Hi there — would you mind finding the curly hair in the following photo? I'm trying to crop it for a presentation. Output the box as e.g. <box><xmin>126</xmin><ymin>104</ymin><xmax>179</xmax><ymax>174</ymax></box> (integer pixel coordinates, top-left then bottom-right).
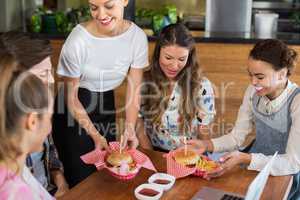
<box><xmin>249</xmin><ymin>39</ymin><xmax>298</xmax><ymax>76</ymax></box>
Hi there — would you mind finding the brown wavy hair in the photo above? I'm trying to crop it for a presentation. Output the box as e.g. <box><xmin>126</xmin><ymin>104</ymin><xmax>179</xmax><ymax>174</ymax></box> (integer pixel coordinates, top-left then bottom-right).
<box><xmin>0</xmin><ymin>31</ymin><xmax>52</xmax><ymax>70</ymax></box>
<box><xmin>141</xmin><ymin>23</ymin><xmax>203</xmax><ymax>133</ymax></box>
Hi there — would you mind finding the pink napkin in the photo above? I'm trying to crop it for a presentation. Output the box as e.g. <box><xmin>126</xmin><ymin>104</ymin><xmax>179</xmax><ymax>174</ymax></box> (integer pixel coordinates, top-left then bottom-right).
<box><xmin>164</xmin><ymin>147</ymin><xmax>212</xmax><ymax>179</ymax></box>
<box><xmin>163</xmin><ymin>149</ymin><xmax>196</xmax><ymax>179</ymax></box>
<box><xmin>80</xmin><ymin>142</ymin><xmax>157</xmax><ymax>172</ymax></box>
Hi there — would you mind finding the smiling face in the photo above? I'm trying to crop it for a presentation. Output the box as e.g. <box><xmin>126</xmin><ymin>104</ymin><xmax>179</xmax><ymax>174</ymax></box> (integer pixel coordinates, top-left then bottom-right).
<box><xmin>159</xmin><ymin>45</ymin><xmax>190</xmax><ymax>81</ymax></box>
<box><xmin>247</xmin><ymin>57</ymin><xmax>288</xmax><ymax>99</ymax></box>
<box><xmin>88</xmin><ymin>0</ymin><xmax>128</xmax><ymax>36</ymax></box>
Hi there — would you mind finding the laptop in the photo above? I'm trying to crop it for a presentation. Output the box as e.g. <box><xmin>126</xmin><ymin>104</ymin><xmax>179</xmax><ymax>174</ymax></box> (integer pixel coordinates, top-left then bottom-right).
<box><xmin>191</xmin><ymin>152</ymin><xmax>278</xmax><ymax>200</ymax></box>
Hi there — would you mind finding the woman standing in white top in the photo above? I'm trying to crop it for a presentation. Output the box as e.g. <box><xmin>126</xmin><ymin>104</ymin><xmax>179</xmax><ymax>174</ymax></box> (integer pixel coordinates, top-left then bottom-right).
<box><xmin>52</xmin><ymin>0</ymin><xmax>148</xmax><ymax>187</ymax></box>
<box><xmin>186</xmin><ymin>39</ymin><xmax>300</xmax><ymax>199</ymax></box>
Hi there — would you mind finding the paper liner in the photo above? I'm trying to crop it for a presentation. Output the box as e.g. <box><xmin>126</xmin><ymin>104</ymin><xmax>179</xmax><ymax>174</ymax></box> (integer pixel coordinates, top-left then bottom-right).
<box><xmin>164</xmin><ymin>149</ymin><xmax>219</xmax><ymax>179</ymax></box>
<box><xmin>107</xmin><ymin>168</ymin><xmax>138</xmax><ymax>180</ymax></box>
<box><xmin>81</xmin><ymin>142</ymin><xmax>157</xmax><ymax>180</ymax></box>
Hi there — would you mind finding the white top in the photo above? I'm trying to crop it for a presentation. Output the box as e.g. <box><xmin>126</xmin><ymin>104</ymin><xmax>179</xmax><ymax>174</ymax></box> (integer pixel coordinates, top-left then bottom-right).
<box><xmin>21</xmin><ymin>166</ymin><xmax>54</xmax><ymax>200</ymax></box>
<box><xmin>212</xmin><ymin>80</ymin><xmax>300</xmax><ymax>176</ymax></box>
<box><xmin>57</xmin><ymin>22</ymin><xmax>149</xmax><ymax>92</ymax></box>
<box><xmin>140</xmin><ymin>77</ymin><xmax>216</xmax><ymax>151</ymax></box>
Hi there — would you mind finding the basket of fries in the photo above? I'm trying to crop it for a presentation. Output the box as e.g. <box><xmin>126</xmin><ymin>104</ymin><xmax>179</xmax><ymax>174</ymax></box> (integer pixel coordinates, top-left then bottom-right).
<box><xmin>164</xmin><ymin>148</ymin><xmax>220</xmax><ymax>179</ymax></box>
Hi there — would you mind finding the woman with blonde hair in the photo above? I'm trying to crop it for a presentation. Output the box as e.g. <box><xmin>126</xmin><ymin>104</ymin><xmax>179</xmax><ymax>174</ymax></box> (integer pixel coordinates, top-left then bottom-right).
<box><xmin>0</xmin><ymin>55</ymin><xmax>54</xmax><ymax>199</ymax></box>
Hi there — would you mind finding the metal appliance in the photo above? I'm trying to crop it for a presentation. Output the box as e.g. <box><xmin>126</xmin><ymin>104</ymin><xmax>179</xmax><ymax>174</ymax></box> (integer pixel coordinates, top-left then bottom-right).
<box><xmin>205</xmin><ymin>0</ymin><xmax>253</xmax><ymax>37</ymax></box>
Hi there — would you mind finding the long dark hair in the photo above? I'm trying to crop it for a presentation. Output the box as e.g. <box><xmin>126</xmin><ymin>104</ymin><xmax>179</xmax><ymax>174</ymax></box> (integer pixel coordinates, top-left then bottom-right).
<box><xmin>142</xmin><ymin>23</ymin><xmax>203</xmax><ymax>133</ymax></box>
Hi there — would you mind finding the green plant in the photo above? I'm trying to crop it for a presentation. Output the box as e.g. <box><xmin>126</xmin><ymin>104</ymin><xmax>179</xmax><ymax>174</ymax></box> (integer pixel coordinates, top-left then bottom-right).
<box><xmin>163</xmin><ymin>4</ymin><xmax>177</xmax><ymax>24</ymax></box>
<box><xmin>152</xmin><ymin>14</ymin><xmax>165</xmax><ymax>34</ymax></box>
<box><xmin>55</xmin><ymin>11</ymin><xmax>70</xmax><ymax>33</ymax></box>
<box><xmin>292</xmin><ymin>11</ymin><xmax>300</xmax><ymax>26</ymax></box>
<box><xmin>30</xmin><ymin>5</ymin><xmax>92</xmax><ymax>34</ymax></box>
<box><xmin>79</xmin><ymin>5</ymin><xmax>92</xmax><ymax>22</ymax></box>
<box><xmin>135</xmin><ymin>8</ymin><xmax>156</xmax><ymax>19</ymax></box>
<box><xmin>30</xmin><ymin>6</ymin><xmax>47</xmax><ymax>33</ymax></box>
<box><xmin>135</xmin><ymin>4</ymin><xmax>177</xmax><ymax>33</ymax></box>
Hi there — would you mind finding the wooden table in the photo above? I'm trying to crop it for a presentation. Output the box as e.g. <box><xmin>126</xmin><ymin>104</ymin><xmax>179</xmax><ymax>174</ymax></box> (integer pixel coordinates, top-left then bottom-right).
<box><xmin>59</xmin><ymin>149</ymin><xmax>292</xmax><ymax>200</ymax></box>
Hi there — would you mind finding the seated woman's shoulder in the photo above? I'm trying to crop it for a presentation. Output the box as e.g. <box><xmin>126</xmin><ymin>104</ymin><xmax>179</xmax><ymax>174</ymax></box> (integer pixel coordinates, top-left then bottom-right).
<box><xmin>0</xmin><ymin>178</ymin><xmax>34</xmax><ymax>199</ymax></box>
<box><xmin>201</xmin><ymin>77</ymin><xmax>212</xmax><ymax>85</ymax></box>
<box><xmin>200</xmin><ymin>77</ymin><xmax>214</xmax><ymax>91</ymax></box>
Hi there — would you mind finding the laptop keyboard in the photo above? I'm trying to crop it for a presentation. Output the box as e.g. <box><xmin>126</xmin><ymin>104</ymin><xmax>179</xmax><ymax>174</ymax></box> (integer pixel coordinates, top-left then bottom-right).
<box><xmin>220</xmin><ymin>194</ymin><xmax>244</xmax><ymax>200</ymax></box>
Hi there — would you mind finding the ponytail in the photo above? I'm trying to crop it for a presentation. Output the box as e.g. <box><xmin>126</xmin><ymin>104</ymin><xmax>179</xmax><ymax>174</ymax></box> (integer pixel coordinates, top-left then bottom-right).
<box><xmin>0</xmin><ymin>54</ymin><xmax>20</xmax><ymax>160</ymax></box>
<box><xmin>0</xmin><ymin>54</ymin><xmax>50</xmax><ymax>161</ymax></box>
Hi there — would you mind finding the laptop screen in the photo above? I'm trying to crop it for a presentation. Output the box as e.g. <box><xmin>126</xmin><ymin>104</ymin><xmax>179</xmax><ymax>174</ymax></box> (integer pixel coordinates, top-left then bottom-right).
<box><xmin>244</xmin><ymin>152</ymin><xmax>278</xmax><ymax>200</ymax></box>
<box><xmin>190</xmin><ymin>152</ymin><xmax>278</xmax><ymax>200</ymax></box>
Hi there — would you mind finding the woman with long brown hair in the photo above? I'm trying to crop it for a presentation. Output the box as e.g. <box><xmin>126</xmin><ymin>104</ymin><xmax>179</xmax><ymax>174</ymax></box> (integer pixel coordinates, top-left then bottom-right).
<box><xmin>137</xmin><ymin>23</ymin><xmax>216</xmax><ymax>151</ymax></box>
